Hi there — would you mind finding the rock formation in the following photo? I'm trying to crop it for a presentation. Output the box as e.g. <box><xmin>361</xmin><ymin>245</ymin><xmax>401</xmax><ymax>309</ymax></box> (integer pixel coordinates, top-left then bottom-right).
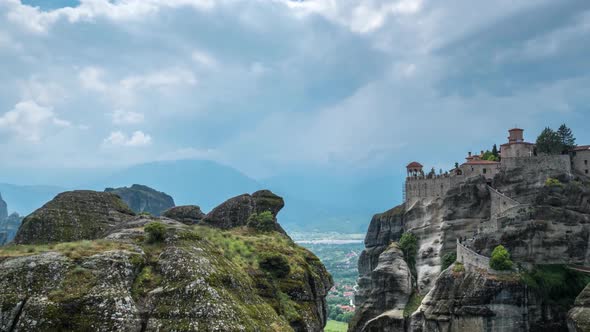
<box><xmin>202</xmin><ymin>190</ymin><xmax>287</xmax><ymax>234</ymax></box>
<box><xmin>162</xmin><ymin>205</ymin><xmax>205</xmax><ymax>224</ymax></box>
<box><xmin>569</xmin><ymin>283</ymin><xmax>590</xmax><ymax>331</ymax></box>
<box><xmin>105</xmin><ymin>184</ymin><xmax>175</xmax><ymax>216</ymax></box>
<box><xmin>0</xmin><ymin>193</ymin><xmax>7</xmax><ymax>222</ymax></box>
<box><xmin>0</xmin><ymin>189</ymin><xmax>332</xmax><ymax>331</ymax></box>
<box><xmin>350</xmin><ymin>160</ymin><xmax>590</xmax><ymax>331</ymax></box>
<box><xmin>14</xmin><ymin>190</ymin><xmax>135</xmax><ymax>244</ymax></box>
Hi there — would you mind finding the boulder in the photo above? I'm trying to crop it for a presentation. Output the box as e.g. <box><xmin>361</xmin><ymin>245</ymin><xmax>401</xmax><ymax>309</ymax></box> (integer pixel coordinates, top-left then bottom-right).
<box><xmin>162</xmin><ymin>205</ymin><xmax>205</xmax><ymax>225</ymax></box>
<box><xmin>14</xmin><ymin>191</ymin><xmax>135</xmax><ymax>244</ymax></box>
<box><xmin>105</xmin><ymin>184</ymin><xmax>175</xmax><ymax>216</ymax></box>
<box><xmin>202</xmin><ymin>190</ymin><xmax>286</xmax><ymax>233</ymax></box>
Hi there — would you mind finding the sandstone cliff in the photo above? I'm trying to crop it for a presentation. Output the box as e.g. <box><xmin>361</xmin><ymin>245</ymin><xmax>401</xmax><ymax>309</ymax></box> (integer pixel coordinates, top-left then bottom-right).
<box><xmin>0</xmin><ymin>189</ymin><xmax>332</xmax><ymax>331</ymax></box>
<box><xmin>350</xmin><ymin>161</ymin><xmax>590</xmax><ymax>332</ymax></box>
<box><xmin>105</xmin><ymin>184</ymin><xmax>175</xmax><ymax>216</ymax></box>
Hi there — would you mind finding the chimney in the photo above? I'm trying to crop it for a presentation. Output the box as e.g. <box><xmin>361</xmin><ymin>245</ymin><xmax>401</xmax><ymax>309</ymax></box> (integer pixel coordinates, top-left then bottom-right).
<box><xmin>468</xmin><ymin>152</ymin><xmax>472</xmax><ymax>157</ymax></box>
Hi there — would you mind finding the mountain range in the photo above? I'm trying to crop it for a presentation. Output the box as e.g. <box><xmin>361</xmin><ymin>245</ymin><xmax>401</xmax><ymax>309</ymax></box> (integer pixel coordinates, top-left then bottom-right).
<box><xmin>0</xmin><ymin>159</ymin><xmax>403</xmax><ymax>233</ymax></box>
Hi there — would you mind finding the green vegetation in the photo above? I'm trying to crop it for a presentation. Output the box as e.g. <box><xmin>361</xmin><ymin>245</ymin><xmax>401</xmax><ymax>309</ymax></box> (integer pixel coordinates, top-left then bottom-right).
<box><xmin>452</xmin><ymin>262</ymin><xmax>465</xmax><ymax>273</ymax></box>
<box><xmin>132</xmin><ymin>266</ymin><xmax>162</xmax><ymax>298</ymax></box>
<box><xmin>259</xmin><ymin>254</ymin><xmax>291</xmax><ymax>278</ymax></box>
<box><xmin>545</xmin><ymin>177</ymin><xmax>563</xmax><ymax>187</ymax></box>
<box><xmin>521</xmin><ymin>265</ymin><xmax>590</xmax><ymax>306</ymax></box>
<box><xmin>399</xmin><ymin>233</ymin><xmax>418</xmax><ymax>276</ymax></box>
<box><xmin>441</xmin><ymin>252</ymin><xmax>457</xmax><ymax>270</ymax></box>
<box><xmin>144</xmin><ymin>222</ymin><xmax>167</xmax><ymax>243</ymax></box>
<box><xmin>482</xmin><ymin>149</ymin><xmax>500</xmax><ymax>162</ymax></box>
<box><xmin>490</xmin><ymin>245</ymin><xmax>513</xmax><ymax>270</ymax></box>
<box><xmin>247</xmin><ymin>211</ymin><xmax>276</xmax><ymax>232</ymax></box>
<box><xmin>536</xmin><ymin>124</ymin><xmax>576</xmax><ymax>154</ymax></box>
<box><xmin>325</xmin><ymin>320</ymin><xmax>348</xmax><ymax>332</ymax></box>
<box><xmin>0</xmin><ymin>240</ymin><xmax>133</xmax><ymax>259</ymax></box>
<box><xmin>404</xmin><ymin>292</ymin><xmax>425</xmax><ymax>317</ymax></box>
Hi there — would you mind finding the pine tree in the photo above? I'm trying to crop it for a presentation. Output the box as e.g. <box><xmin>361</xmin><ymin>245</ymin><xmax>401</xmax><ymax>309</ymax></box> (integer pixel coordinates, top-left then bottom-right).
<box><xmin>557</xmin><ymin>124</ymin><xmax>576</xmax><ymax>152</ymax></box>
<box><xmin>492</xmin><ymin>144</ymin><xmax>499</xmax><ymax>158</ymax></box>
<box><xmin>536</xmin><ymin>127</ymin><xmax>562</xmax><ymax>154</ymax></box>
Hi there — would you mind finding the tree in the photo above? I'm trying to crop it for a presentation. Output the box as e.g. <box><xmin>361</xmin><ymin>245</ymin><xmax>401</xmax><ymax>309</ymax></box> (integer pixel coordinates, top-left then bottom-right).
<box><xmin>490</xmin><ymin>245</ymin><xmax>513</xmax><ymax>270</ymax></box>
<box><xmin>398</xmin><ymin>233</ymin><xmax>418</xmax><ymax>276</ymax></box>
<box><xmin>454</xmin><ymin>162</ymin><xmax>459</xmax><ymax>169</ymax></box>
<box><xmin>557</xmin><ymin>124</ymin><xmax>576</xmax><ymax>152</ymax></box>
<box><xmin>536</xmin><ymin>127</ymin><xmax>562</xmax><ymax>155</ymax></box>
<box><xmin>482</xmin><ymin>150</ymin><xmax>499</xmax><ymax>161</ymax></box>
<box><xmin>441</xmin><ymin>252</ymin><xmax>457</xmax><ymax>270</ymax></box>
<box><xmin>492</xmin><ymin>144</ymin><xmax>499</xmax><ymax>159</ymax></box>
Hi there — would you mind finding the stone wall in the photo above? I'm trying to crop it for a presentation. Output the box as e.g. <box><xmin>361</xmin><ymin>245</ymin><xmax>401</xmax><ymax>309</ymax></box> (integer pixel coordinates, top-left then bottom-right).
<box><xmin>456</xmin><ymin>240</ymin><xmax>490</xmax><ymax>270</ymax></box>
<box><xmin>572</xmin><ymin>150</ymin><xmax>590</xmax><ymax>176</ymax></box>
<box><xmin>489</xmin><ymin>186</ymin><xmax>520</xmax><ymax>217</ymax></box>
<box><xmin>501</xmin><ymin>155</ymin><xmax>571</xmax><ymax>174</ymax></box>
<box><xmin>405</xmin><ymin>176</ymin><xmax>465</xmax><ymax>203</ymax></box>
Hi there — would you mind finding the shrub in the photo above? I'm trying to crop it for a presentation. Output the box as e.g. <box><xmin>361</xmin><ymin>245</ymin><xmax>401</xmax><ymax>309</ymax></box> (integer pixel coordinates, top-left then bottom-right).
<box><xmin>441</xmin><ymin>252</ymin><xmax>457</xmax><ymax>270</ymax></box>
<box><xmin>521</xmin><ymin>265</ymin><xmax>590</xmax><ymax>305</ymax></box>
<box><xmin>259</xmin><ymin>254</ymin><xmax>290</xmax><ymax>278</ymax></box>
<box><xmin>490</xmin><ymin>245</ymin><xmax>513</xmax><ymax>270</ymax></box>
<box><xmin>545</xmin><ymin>177</ymin><xmax>563</xmax><ymax>187</ymax></box>
<box><xmin>453</xmin><ymin>262</ymin><xmax>465</xmax><ymax>272</ymax></box>
<box><xmin>144</xmin><ymin>222</ymin><xmax>166</xmax><ymax>243</ymax></box>
<box><xmin>247</xmin><ymin>211</ymin><xmax>276</xmax><ymax>232</ymax></box>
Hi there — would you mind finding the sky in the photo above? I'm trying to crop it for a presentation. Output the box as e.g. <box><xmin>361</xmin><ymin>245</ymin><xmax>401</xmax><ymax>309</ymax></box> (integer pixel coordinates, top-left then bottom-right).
<box><xmin>1</xmin><ymin>0</ymin><xmax>590</xmax><ymax>184</ymax></box>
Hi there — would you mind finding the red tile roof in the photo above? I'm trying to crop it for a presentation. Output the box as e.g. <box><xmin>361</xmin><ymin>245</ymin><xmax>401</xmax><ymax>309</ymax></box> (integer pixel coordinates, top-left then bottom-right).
<box><xmin>572</xmin><ymin>145</ymin><xmax>590</xmax><ymax>151</ymax></box>
<box><xmin>406</xmin><ymin>161</ymin><xmax>423</xmax><ymax>168</ymax></box>
<box><xmin>462</xmin><ymin>160</ymin><xmax>500</xmax><ymax>166</ymax></box>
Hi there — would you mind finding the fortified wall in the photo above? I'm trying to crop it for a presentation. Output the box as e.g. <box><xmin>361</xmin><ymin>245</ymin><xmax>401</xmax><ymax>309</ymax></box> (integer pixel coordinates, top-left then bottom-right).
<box><xmin>489</xmin><ymin>186</ymin><xmax>520</xmax><ymax>217</ymax></box>
<box><xmin>405</xmin><ymin>175</ymin><xmax>465</xmax><ymax>204</ymax></box>
<box><xmin>456</xmin><ymin>240</ymin><xmax>490</xmax><ymax>270</ymax></box>
<box><xmin>500</xmin><ymin>155</ymin><xmax>572</xmax><ymax>174</ymax></box>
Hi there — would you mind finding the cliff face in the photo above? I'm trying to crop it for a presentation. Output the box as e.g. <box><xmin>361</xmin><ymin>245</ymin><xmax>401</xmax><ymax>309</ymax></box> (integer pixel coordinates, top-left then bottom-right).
<box><xmin>0</xmin><ymin>190</ymin><xmax>332</xmax><ymax>331</ymax></box>
<box><xmin>105</xmin><ymin>184</ymin><xmax>175</xmax><ymax>216</ymax></box>
<box><xmin>350</xmin><ymin>161</ymin><xmax>590</xmax><ymax>332</ymax></box>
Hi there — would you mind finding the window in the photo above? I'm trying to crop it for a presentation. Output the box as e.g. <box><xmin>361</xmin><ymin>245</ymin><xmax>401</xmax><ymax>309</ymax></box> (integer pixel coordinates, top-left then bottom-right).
<box><xmin>586</xmin><ymin>170</ymin><xmax>589</xmax><ymax>174</ymax></box>
<box><xmin>585</xmin><ymin>160</ymin><xmax>588</xmax><ymax>165</ymax></box>
<box><xmin>483</xmin><ymin>168</ymin><xmax>487</xmax><ymax>174</ymax></box>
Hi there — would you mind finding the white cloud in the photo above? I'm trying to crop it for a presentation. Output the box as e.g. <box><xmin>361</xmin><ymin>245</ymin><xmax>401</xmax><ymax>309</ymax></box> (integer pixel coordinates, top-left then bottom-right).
<box><xmin>120</xmin><ymin>68</ymin><xmax>197</xmax><ymax>90</ymax></box>
<box><xmin>191</xmin><ymin>49</ymin><xmax>217</xmax><ymax>68</ymax></box>
<box><xmin>103</xmin><ymin>130</ymin><xmax>152</xmax><ymax>147</ymax></box>
<box><xmin>111</xmin><ymin>110</ymin><xmax>144</xmax><ymax>125</ymax></box>
<box><xmin>0</xmin><ymin>100</ymin><xmax>70</xmax><ymax>142</ymax></box>
<box><xmin>79</xmin><ymin>67</ymin><xmax>107</xmax><ymax>92</ymax></box>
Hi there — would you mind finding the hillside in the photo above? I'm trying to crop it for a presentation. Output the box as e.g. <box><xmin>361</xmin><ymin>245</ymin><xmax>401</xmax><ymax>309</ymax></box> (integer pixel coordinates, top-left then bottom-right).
<box><xmin>1</xmin><ymin>189</ymin><xmax>332</xmax><ymax>331</ymax></box>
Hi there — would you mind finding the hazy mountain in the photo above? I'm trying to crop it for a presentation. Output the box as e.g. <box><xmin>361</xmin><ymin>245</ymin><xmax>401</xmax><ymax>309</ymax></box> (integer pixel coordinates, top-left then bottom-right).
<box><xmin>0</xmin><ymin>183</ymin><xmax>64</xmax><ymax>216</ymax></box>
<box><xmin>0</xmin><ymin>160</ymin><xmax>404</xmax><ymax>233</ymax></box>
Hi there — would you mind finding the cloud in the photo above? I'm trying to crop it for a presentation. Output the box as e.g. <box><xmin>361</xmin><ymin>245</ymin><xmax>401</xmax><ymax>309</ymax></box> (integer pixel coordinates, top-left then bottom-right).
<box><xmin>111</xmin><ymin>110</ymin><xmax>144</xmax><ymax>125</ymax></box>
<box><xmin>1</xmin><ymin>0</ymin><xmax>590</xmax><ymax>178</ymax></box>
<box><xmin>103</xmin><ymin>130</ymin><xmax>152</xmax><ymax>147</ymax></box>
<box><xmin>0</xmin><ymin>100</ymin><xmax>70</xmax><ymax>142</ymax></box>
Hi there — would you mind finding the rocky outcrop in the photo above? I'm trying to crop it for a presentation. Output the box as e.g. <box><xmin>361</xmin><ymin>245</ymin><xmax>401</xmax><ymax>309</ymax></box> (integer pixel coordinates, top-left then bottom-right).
<box><xmin>14</xmin><ymin>191</ymin><xmax>135</xmax><ymax>244</ymax></box>
<box><xmin>162</xmin><ymin>205</ymin><xmax>205</xmax><ymax>224</ymax></box>
<box><xmin>0</xmin><ymin>193</ymin><xmax>7</xmax><ymax>221</ymax></box>
<box><xmin>105</xmin><ymin>184</ymin><xmax>175</xmax><ymax>216</ymax></box>
<box><xmin>411</xmin><ymin>264</ymin><xmax>568</xmax><ymax>332</ymax></box>
<box><xmin>350</xmin><ymin>244</ymin><xmax>412</xmax><ymax>332</ymax></box>
<box><xmin>0</xmin><ymin>189</ymin><xmax>332</xmax><ymax>331</ymax></box>
<box><xmin>568</xmin><ymin>283</ymin><xmax>590</xmax><ymax>332</ymax></box>
<box><xmin>202</xmin><ymin>190</ymin><xmax>287</xmax><ymax>233</ymax></box>
<box><xmin>351</xmin><ymin>162</ymin><xmax>590</xmax><ymax>332</ymax></box>
<box><xmin>0</xmin><ymin>213</ymin><xmax>23</xmax><ymax>245</ymax></box>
